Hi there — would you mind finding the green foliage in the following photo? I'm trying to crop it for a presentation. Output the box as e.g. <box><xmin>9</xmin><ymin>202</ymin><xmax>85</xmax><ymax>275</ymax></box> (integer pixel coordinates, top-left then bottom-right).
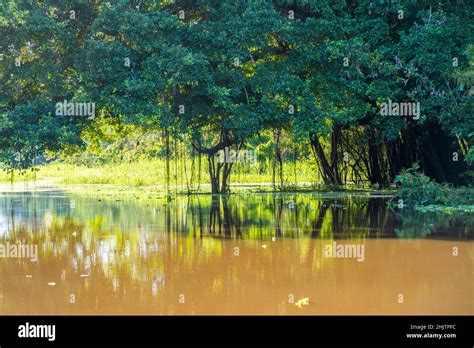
<box><xmin>392</xmin><ymin>163</ymin><xmax>473</xmax><ymax>210</ymax></box>
<box><xmin>0</xmin><ymin>0</ymin><xmax>472</xmax><ymax>189</ymax></box>
<box><xmin>393</xmin><ymin>163</ymin><xmax>449</xmax><ymax>207</ymax></box>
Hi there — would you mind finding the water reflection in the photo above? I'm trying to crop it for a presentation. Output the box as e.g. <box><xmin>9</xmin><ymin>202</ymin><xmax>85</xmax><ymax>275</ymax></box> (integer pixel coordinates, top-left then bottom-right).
<box><xmin>0</xmin><ymin>190</ymin><xmax>472</xmax><ymax>314</ymax></box>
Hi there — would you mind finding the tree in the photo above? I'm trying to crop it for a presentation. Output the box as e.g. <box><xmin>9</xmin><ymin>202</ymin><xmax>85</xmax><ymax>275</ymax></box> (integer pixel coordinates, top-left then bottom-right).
<box><xmin>1</xmin><ymin>0</ymin><xmax>471</xmax><ymax>190</ymax></box>
<box><xmin>275</xmin><ymin>0</ymin><xmax>473</xmax><ymax>186</ymax></box>
<box><xmin>0</xmin><ymin>0</ymin><xmax>100</xmax><ymax>169</ymax></box>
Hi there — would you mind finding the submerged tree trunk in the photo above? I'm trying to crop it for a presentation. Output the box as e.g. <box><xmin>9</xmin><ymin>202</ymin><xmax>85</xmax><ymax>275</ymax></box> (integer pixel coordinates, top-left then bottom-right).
<box><xmin>418</xmin><ymin>122</ymin><xmax>467</xmax><ymax>185</ymax></box>
<box><xmin>193</xmin><ymin>131</ymin><xmax>237</xmax><ymax>194</ymax></box>
<box><xmin>385</xmin><ymin>122</ymin><xmax>467</xmax><ymax>185</ymax></box>
<box><xmin>207</xmin><ymin>154</ymin><xmax>219</xmax><ymax>194</ymax></box>
<box><xmin>174</xmin><ymin>137</ymin><xmax>178</xmax><ymax>192</ymax></box>
<box><xmin>221</xmin><ymin>161</ymin><xmax>232</xmax><ymax>193</ymax></box>
<box><xmin>164</xmin><ymin>128</ymin><xmax>171</xmax><ymax>199</ymax></box>
<box><xmin>367</xmin><ymin>128</ymin><xmax>386</xmax><ymax>188</ymax></box>
<box><xmin>309</xmin><ymin>130</ymin><xmax>342</xmax><ymax>185</ymax></box>
<box><xmin>274</xmin><ymin>129</ymin><xmax>284</xmax><ymax>189</ymax></box>
<box><xmin>206</xmin><ymin>150</ymin><xmax>236</xmax><ymax>194</ymax></box>
<box><xmin>331</xmin><ymin>126</ymin><xmax>343</xmax><ymax>184</ymax></box>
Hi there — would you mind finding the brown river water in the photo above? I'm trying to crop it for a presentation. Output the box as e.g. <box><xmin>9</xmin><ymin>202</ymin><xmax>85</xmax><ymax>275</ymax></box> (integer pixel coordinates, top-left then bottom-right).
<box><xmin>0</xmin><ymin>190</ymin><xmax>472</xmax><ymax>315</ymax></box>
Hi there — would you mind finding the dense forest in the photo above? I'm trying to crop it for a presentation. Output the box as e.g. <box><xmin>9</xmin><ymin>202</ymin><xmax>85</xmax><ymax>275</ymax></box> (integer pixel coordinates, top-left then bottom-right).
<box><xmin>1</xmin><ymin>0</ymin><xmax>472</xmax><ymax>194</ymax></box>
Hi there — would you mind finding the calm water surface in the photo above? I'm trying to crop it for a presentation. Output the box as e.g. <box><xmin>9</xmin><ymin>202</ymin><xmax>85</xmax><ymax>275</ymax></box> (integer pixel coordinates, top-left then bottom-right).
<box><xmin>0</xmin><ymin>189</ymin><xmax>472</xmax><ymax>315</ymax></box>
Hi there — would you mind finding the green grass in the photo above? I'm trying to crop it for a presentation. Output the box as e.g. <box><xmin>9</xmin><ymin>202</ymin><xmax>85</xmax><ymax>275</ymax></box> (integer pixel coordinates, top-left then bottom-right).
<box><xmin>1</xmin><ymin>158</ymin><xmax>320</xmax><ymax>188</ymax></box>
<box><xmin>0</xmin><ymin>168</ymin><xmax>38</xmax><ymax>182</ymax></box>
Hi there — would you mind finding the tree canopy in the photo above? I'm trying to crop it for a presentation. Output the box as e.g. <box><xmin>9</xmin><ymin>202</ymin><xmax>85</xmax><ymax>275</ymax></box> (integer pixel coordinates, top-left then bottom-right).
<box><xmin>1</xmin><ymin>0</ymin><xmax>472</xmax><ymax>192</ymax></box>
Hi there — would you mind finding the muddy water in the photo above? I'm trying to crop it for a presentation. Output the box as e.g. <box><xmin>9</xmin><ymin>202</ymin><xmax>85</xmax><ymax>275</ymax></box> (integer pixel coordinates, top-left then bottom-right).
<box><xmin>0</xmin><ymin>190</ymin><xmax>472</xmax><ymax>315</ymax></box>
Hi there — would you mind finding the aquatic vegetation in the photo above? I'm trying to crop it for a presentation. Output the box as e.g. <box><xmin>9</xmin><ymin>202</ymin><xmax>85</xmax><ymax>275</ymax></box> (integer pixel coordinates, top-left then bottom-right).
<box><xmin>391</xmin><ymin>164</ymin><xmax>473</xmax><ymax>213</ymax></box>
<box><xmin>295</xmin><ymin>298</ymin><xmax>310</xmax><ymax>308</ymax></box>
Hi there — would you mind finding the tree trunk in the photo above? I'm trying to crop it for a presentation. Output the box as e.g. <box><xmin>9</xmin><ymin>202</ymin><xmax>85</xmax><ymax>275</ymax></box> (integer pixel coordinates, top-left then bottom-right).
<box><xmin>309</xmin><ymin>132</ymin><xmax>342</xmax><ymax>184</ymax></box>
<box><xmin>367</xmin><ymin>128</ymin><xmax>385</xmax><ymax>187</ymax></box>
<box><xmin>207</xmin><ymin>152</ymin><xmax>233</xmax><ymax>194</ymax></box>
<box><xmin>330</xmin><ymin>126</ymin><xmax>342</xmax><ymax>184</ymax></box>
<box><xmin>207</xmin><ymin>154</ymin><xmax>221</xmax><ymax>194</ymax></box>
<box><xmin>192</xmin><ymin>131</ymin><xmax>239</xmax><ymax>194</ymax></box>
<box><xmin>274</xmin><ymin>129</ymin><xmax>284</xmax><ymax>189</ymax></box>
<box><xmin>164</xmin><ymin>128</ymin><xmax>171</xmax><ymax>199</ymax></box>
